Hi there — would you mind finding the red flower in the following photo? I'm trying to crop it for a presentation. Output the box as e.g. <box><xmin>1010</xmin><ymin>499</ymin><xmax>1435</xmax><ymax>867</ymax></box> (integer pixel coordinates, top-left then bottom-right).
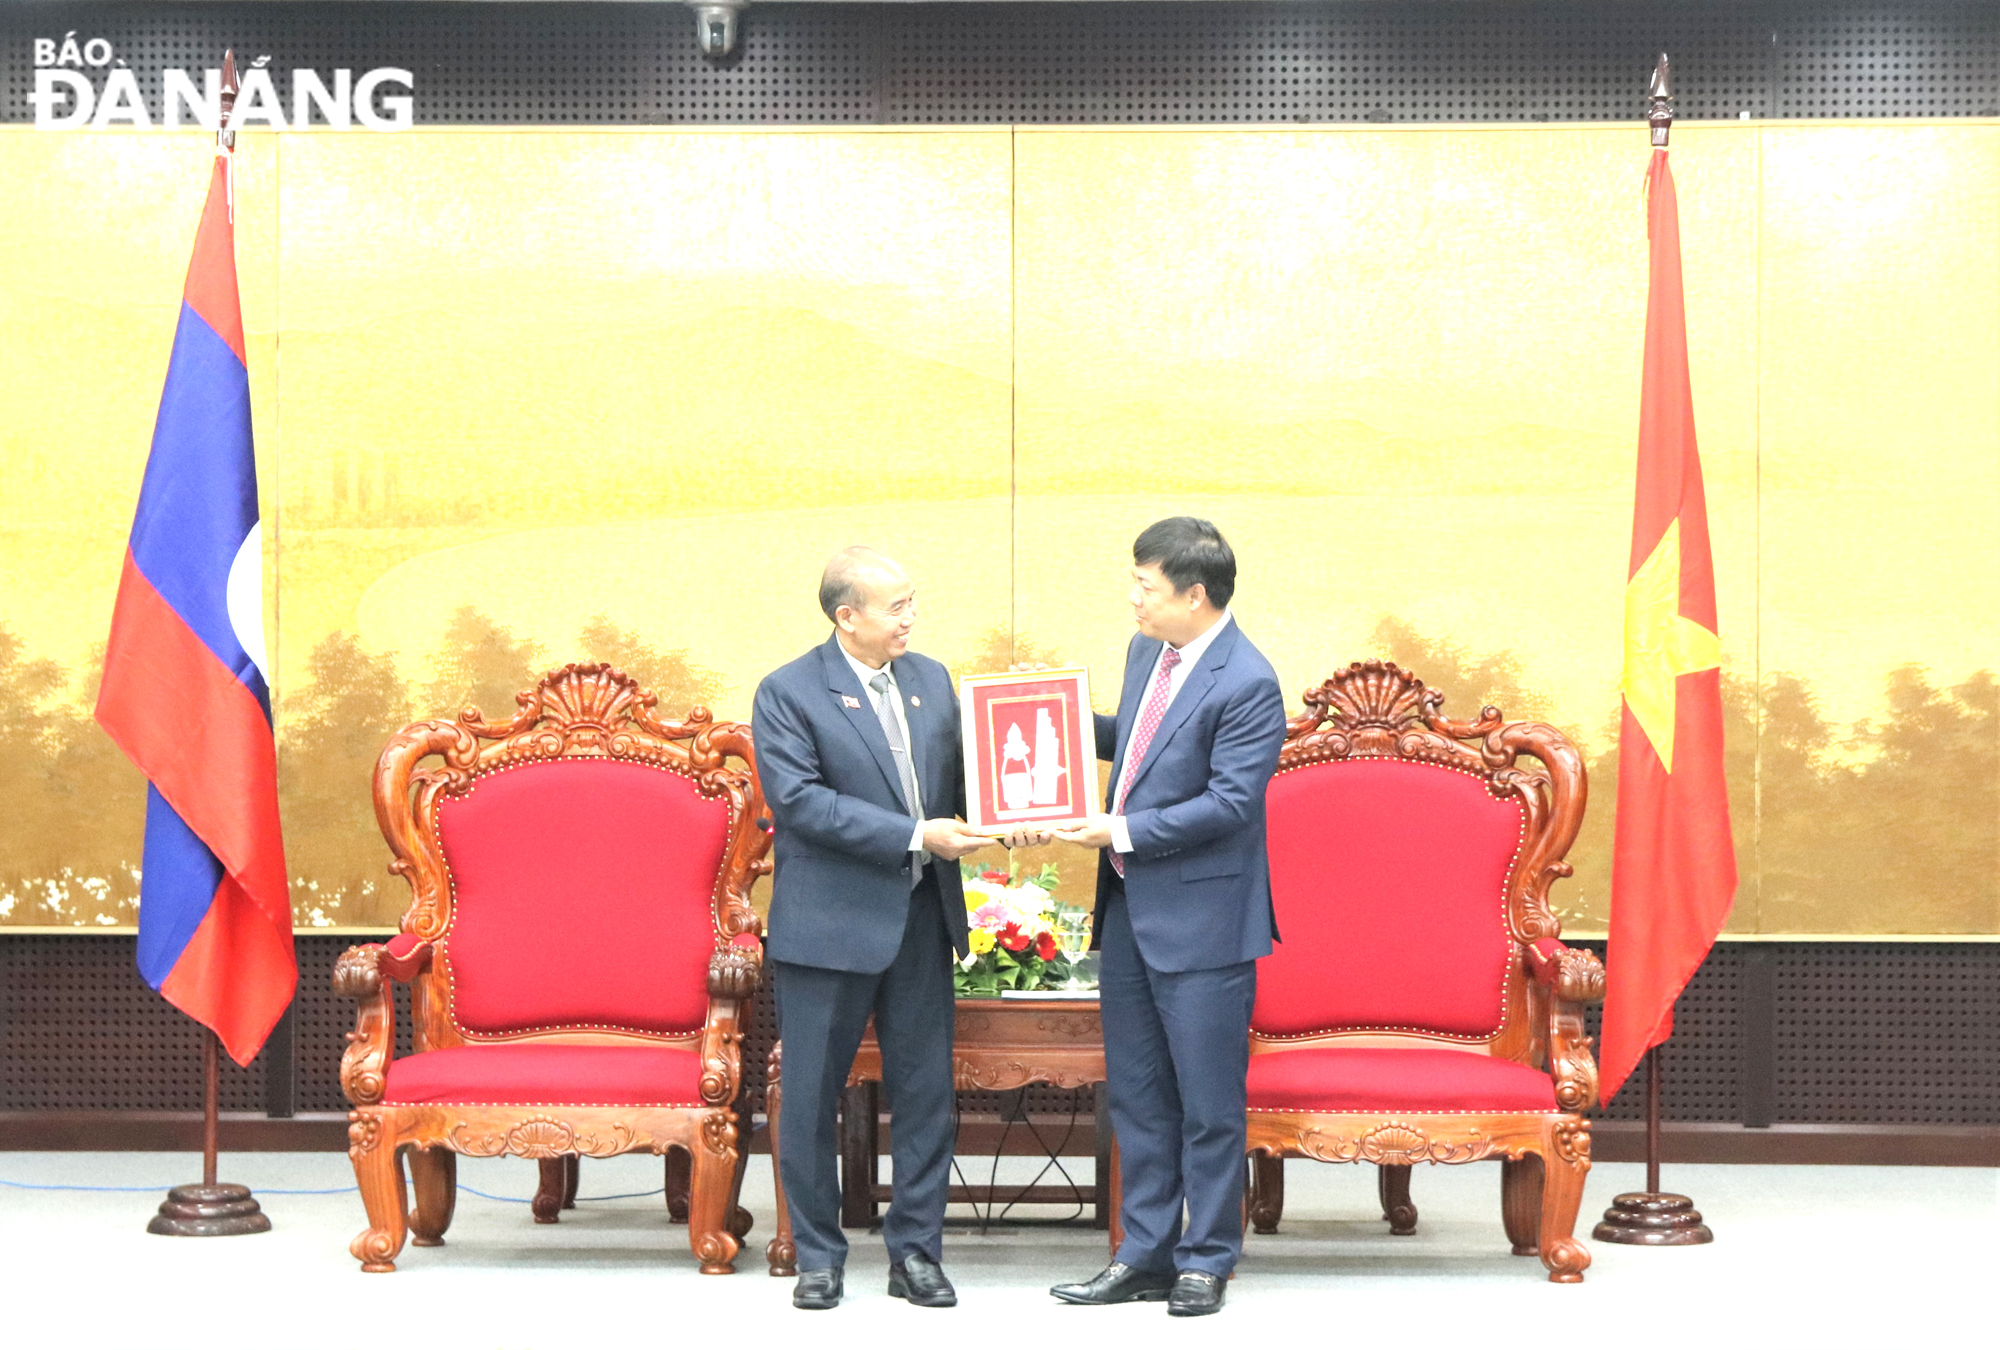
<box><xmin>980</xmin><ymin>870</ymin><xmax>1010</xmax><ymax>883</ymax></box>
<box><xmin>1034</xmin><ymin>931</ymin><xmax>1058</xmax><ymax>963</ymax></box>
<box><xmin>996</xmin><ymin>922</ymin><xmax>1030</xmax><ymax>953</ymax></box>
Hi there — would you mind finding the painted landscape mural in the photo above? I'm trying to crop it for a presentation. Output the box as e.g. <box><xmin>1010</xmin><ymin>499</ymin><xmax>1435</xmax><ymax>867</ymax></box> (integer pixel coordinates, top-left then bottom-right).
<box><xmin>1</xmin><ymin>123</ymin><xmax>1993</xmax><ymax>934</ymax></box>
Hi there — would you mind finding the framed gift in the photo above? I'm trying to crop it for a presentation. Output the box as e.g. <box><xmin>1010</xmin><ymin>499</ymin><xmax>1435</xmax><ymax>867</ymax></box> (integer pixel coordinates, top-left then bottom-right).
<box><xmin>959</xmin><ymin>667</ymin><xmax>1099</xmax><ymax>835</ymax></box>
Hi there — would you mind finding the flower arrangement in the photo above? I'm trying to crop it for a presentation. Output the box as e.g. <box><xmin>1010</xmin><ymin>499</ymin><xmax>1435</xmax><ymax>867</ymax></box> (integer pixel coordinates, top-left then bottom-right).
<box><xmin>954</xmin><ymin>859</ymin><xmax>1095</xmax><ymax>997</ymax></box>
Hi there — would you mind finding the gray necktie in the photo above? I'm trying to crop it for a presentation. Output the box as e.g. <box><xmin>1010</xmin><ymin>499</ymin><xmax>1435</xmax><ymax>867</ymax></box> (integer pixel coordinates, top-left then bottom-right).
<box><xmin>869</xmin><ymin>671</ymin><xmax>931</xmax><ymax>875</ymax></box>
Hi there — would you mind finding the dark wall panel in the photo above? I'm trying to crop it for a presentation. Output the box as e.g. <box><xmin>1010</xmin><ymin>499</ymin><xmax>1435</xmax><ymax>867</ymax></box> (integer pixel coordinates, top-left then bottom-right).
<box><xmin>7</xmin><ymin>935</ymin><xmax>1998</xmax><ymax>1126</ymax></box>
<box><xmin>3</xmin><ymin>2</ymin><xmax>1996</xmax><ymax>127</ymax></box>
<box><xmin>1771</xmin><ymin>944</ymin><xmax>2000</xmax><ymax>1125</ymax></box>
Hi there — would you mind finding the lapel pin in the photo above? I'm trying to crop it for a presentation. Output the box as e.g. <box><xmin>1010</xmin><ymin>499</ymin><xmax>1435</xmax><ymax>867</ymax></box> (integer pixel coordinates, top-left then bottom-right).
<box><xmin>910</xmin><ymin>696</ymin><xmax>921</xmax><ymax>707</ymax></box>
<box><xmin>841</xmin><ymin>695</ymin><xmax>861</xmax><ymax>709</ymax></box>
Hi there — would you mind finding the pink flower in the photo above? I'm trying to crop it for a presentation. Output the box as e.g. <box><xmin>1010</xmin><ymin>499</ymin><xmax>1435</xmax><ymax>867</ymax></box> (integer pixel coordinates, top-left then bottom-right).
<box><xmin>973</xmin><ymin>901</ymin><xmax>1012</xmax><ymax>929</ymax></box>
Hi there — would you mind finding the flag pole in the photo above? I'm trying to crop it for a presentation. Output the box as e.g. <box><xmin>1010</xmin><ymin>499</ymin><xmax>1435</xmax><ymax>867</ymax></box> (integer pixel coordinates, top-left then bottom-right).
<box><xmin>1592</xmin><ymin>60</ymin><xmax>1714</xmax><ymax>1248</ymax></box>
<box><xmin>1645</xmin><ymin>1044</ymin><xmax>1660</xmax><ymax>1195</ymax></box>
<box><xmin>204</xmin><ymin>1030</ymin><xmax>220</xmax><ymax>1187</ymax></box>
<box><xmin>144</xmin><ymin>50</ymin><xmax>271</xmax><ymax>1239</ymax></box>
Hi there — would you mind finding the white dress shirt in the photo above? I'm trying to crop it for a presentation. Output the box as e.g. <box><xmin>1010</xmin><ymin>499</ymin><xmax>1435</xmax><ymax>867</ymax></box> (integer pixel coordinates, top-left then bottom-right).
<box><xmin>1108</xmin><ymin>609</ymin><xmax>1234</xmax><ymax>855</ymax></box>
<box><xmin>840</xmin><ymin>642</ymin><xmax>928</xmax><ymax>852</ymax></box>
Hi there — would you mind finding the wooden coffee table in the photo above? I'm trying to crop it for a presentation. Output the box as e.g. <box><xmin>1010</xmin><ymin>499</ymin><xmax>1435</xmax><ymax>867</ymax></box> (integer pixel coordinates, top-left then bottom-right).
<box><xmin>764</xmin><ymin>994</ymin><xmax>1120</xmax><ymax>1275</ymax></box>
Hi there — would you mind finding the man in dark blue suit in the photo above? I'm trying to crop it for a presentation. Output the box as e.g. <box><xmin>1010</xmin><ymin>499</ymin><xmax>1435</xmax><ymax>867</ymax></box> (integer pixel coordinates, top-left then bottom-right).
<box><xmin>1049</xmin><ymin>517</ymin><xmax>1287</xmax><ymax>1317</ymax></box>
<box><xmin>752</xmin><ymin>546</ymin><xmax>995</xmax><ymax>1311</ymax></box>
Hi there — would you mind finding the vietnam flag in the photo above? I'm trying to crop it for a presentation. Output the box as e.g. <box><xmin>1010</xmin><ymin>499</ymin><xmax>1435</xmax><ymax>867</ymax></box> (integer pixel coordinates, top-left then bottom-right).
<box><xmin>95</xmin><ymin>150</ymin><xmax>296</xmax><ymax>1067</ymax></box>
<box><xmin>1599</xmin><ymin>147</ymin><xmax>1738</xmax><ymax>1103</ymax></box>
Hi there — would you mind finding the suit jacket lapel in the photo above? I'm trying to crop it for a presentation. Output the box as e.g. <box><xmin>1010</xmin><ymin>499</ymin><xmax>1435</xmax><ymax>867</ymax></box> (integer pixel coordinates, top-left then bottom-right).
<box><xmin>818</xmin><ymin>636</ymin><xmax>904</xmax><ymax>804</ymax></box>
<box><xmin>1122</xmin><ymin>621</ymin><xmax>1239</xmax><ymax>800</ymax></box>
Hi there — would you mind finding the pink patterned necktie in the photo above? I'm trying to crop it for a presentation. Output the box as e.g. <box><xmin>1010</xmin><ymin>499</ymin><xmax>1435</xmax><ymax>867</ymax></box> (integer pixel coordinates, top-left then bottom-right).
<box><xmin>1110</xmin><ymin>646</ymin><xmax>1182</xmax><ymax>878</ymax></box>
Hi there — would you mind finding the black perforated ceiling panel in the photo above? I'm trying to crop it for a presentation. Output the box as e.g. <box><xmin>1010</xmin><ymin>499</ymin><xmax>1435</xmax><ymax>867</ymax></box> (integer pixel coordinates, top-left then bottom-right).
<box><xmin>1781</xmin><ymin>6</ymin><xmax>2000</xmax><ymax>117</ymax></box>
<box><xmin>3</xmin><ymin>3</ymin><xmax>1997</xmax><ymax>126</ymax></box>
<box><xmin>883</xmin><ymin>5</ymin><xmax>1777</xmax><ymax>123</ymax></box>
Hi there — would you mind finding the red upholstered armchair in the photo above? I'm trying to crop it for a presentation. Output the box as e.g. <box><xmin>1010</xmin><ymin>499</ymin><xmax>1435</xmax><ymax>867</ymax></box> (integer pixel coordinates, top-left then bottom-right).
<box><xmin>1245</xmin><ymin>662</ymin><xmax>1606</xmax><ymax>1282</ymax></box>
<box><xmin>333</xmin><ymin>664</ymin><xmax>772</xmax><ymax>1274</ymax></box>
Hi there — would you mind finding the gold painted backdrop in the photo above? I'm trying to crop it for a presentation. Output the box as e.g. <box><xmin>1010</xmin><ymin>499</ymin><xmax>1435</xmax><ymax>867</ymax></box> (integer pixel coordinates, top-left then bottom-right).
<box><xmin>1</xmin><ymin>123</ymin><xmax>1992</xmax><ymax>935</ymax></box>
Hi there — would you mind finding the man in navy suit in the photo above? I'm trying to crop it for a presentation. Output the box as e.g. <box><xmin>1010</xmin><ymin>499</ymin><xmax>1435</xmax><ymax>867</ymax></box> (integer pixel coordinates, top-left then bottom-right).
<box><xmin>1049</xmin><ymin>517</ymin><xmax>1287</xmax><ymax>1317</ymax></box>
<box><xmin>752</xmin><ymin>546</ymin><xmax>995</xmax><ymax>1311</ymax></box>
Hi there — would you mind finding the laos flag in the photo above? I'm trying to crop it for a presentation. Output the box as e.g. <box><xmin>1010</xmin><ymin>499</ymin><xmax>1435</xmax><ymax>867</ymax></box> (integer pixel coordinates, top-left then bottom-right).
<box><xmin>95</xmin><ymin>152</ymin><xmax>296</xmax><ymax>1067</ymax></box>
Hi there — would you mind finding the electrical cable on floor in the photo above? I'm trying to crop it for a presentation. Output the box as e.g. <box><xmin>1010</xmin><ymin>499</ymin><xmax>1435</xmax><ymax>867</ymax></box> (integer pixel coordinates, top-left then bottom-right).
<box><xmin>945</xmin><ymin>1097</ymin><xmax>980</xmax><ymax>1226</ymax></box>
<box><xmin>985</xmin><ymin>1089</ymin><xmax>1087</xmax><ymax>1229</ymax></box>
<box><xmin>938</xmin><ymin>1089</ymin><xmax>1094</xmax><ymax>1232</ymax></box>
<box><xmin>1</xmin><ymin>1177</ymin><xmax>666</xmax><ymax>1203</ymax></box>
<box><xmin>0</xmin><ymin>1178</ymin><xmax>356</xmax><ymax>1195</ymax></box>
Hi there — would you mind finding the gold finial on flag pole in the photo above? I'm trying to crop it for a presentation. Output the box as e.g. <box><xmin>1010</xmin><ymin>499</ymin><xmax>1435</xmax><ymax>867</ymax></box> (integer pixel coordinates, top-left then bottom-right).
<box><xmin>1648</xmin><ymin>53</ymin><xmax>1674</xmax><ymax>148</ymax></box>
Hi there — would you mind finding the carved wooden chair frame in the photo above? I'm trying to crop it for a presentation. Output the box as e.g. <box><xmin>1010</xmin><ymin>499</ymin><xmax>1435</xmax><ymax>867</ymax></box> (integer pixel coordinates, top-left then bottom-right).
<box><xmin>1245</xmin><ymin>661</ymin><xmax>1606</xmax><ymax>1283</ymax></box>
<box><xmin>334</xmin><ymin>664</ymin><xmax>772</xmax><ymax>1274</ymax></box>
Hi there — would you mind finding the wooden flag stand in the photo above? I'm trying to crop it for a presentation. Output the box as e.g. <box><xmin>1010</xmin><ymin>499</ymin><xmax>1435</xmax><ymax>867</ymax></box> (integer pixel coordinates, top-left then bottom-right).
<box><xmin>147</xmin><ymin>1028</ymin><xmax>271</xmax><ymax>1236</ymax></box>
<box><xmin>1592</xmin><ymin>1044</ymin><xmax>1712</xmax><ymax>1245</ymax></box>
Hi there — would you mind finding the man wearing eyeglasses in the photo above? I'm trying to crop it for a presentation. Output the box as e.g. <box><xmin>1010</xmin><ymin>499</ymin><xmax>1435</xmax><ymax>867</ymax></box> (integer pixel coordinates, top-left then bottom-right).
<box><xmin>752</xmin><ymin>545</ymin><xmax>994</xmax><ymax>1311</ymax></box>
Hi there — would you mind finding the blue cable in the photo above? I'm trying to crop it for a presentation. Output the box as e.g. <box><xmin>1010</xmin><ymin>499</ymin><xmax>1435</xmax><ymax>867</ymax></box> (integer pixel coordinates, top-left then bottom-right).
<box><xmin>0</xmin><ymin>1178</ymin><xmax>357</xmax><ymax>1195</ymax></box>
<box><xmin>454</xmin><ymin>1184</ymin><xmax>530</xmax><ymax>1203</ymax></box>
<box><xmin>1</xmin><ymin>1178</ymin><xmax>668</xmax><ymax>1203</ymax></box>
<box><xmin>457</xmin><ymin>1185</ymin><xmax>669</xmax><ymax>1204</ymax></box>
<box><xmin>0</xmin><ymin>1178</ymin><xmax>194</xmax><ymax>1194</ymax></box>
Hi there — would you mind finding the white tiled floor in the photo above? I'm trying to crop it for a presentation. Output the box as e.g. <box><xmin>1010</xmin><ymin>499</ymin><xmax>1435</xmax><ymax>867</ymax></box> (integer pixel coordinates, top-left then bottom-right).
<box><xmin>2</xmin><ymin>1151</ymin><xmax>1993</xmax><ymax>1349</ymax></box>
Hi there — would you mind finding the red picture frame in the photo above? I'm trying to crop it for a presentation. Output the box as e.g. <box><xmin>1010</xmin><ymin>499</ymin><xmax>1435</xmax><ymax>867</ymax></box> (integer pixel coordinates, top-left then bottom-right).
<box><xmin>959</xmin><ymin>667</ymin><xmax>1098</xmax><ymax>835</ymax></box>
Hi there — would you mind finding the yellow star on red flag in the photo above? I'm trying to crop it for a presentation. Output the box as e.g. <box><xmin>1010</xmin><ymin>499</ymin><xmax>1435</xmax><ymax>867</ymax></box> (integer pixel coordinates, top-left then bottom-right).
<box><xmin>1621</xmin><ymin>518</ymin><xmax>1722</xmax><ymax>772</ymax></box>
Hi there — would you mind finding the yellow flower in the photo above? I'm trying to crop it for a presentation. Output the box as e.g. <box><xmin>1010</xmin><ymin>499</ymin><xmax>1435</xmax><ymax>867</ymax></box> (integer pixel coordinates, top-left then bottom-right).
<box><xmin>967</xmin><ymin>928</ymin><xmax>995</xmax><ymax>955</ymax></box>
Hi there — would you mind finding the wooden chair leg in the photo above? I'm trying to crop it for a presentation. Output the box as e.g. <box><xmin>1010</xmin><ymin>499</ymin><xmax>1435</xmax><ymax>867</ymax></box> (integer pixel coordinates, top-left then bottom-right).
<box><xmin>1379</xmin><ymin>1163</ymin><xmax>1418</xmax><ymax>1235</ymax></box>
<box><xmin>688</xmin><ymin>1119</ymin><xmax>742</xmax><ymax>1274</ymax></box>
<box><xmin>562</xmin><ymin>1152</ymin><xmax>579</xmax><ymax>1209</ymax></box>
<box><xmin>665</xmin><ymin>1147</ymin><xmax>692</xmax><ymax>1223</ymax></box>
<box><xmin>1537</xmin><ymin>1125</ymin><xmax>1592</xmax><ymax>1284</ymax></box>
<box><xmin>765</xmin><ymin>1042</ymin><xmax>798</xmax><ymax>1277</ymax></box>
<box><xmin>1502</xmin><ymin>1155</ymin><xmax>1543</xmax><ymax>1255</ymax></box>
<box><xmin>407</xmin><ymin>1147</ymin><xmax>457</xmax><ymax>1248</ymax></box>
<box><xmin>1248</xmin><ymin>1154</ymin><xmax>1285</xmax><ymax>1235</ymax></box>
<box><xmin>727</xmin><ymin>1129</ymin><xmax>755</xmax><ymax>1239</ymax></box>
<box><xmin>348</xmin><ymin>1127</ymin><xmax>408</xmax><ymax>1273</ymax></box>
<box><xmin>532</xmin><ymin>1158</ymin><xmax>568</xmax><ymax>1224</ymax></box>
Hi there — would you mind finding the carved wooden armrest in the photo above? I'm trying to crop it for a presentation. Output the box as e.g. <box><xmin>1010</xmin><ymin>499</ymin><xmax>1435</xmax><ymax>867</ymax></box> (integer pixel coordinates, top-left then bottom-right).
<box><xmin>707</xmin><ymin>932</ymin><xmax>763</xmax><ymax>1001</ymax></box>
<box><xmin>1524</xmin><ymin>938</ymin><xmax>1605</xmax><ymax>1004</ymax></box>
<box><xmin>331</xmin><ymin>938</ymin><xmax>433</xmax><ymax>1106</ymax></box>
<box><xmin>696</xmin><ymin>935</ymin><xmax>763</xmax><ymax>1111</ymax></box>
<box><xmin>1524</xmin><ymin>939</ymin><xmax>1605</xmax><ymax>1114</ymax></box>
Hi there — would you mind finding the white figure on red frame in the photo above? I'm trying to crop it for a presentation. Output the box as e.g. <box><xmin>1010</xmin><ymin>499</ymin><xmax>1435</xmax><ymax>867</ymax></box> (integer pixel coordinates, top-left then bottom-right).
<box><xmin>1000</xmin><ymin>722</ymin><xmax>1034</xmax><ymax>810</ymax></box>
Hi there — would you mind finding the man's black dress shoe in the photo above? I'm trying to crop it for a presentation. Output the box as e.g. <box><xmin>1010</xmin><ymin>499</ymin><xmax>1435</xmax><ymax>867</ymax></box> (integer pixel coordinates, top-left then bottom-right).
<box><xmin>888</xmin><ymin>1253</ymin><xmax>958</xmax><ymax>1307</ymax></box>
<box><xmin>1049</xmin><ymin>1262</ymin><xmax>1175</xmax><ymax>1305</ymax></box>
<box><xmin>1167</xmin><ymin>1270</ymin><xmax>1225</xmax><ymax>1317</ymax></box>
<box><xmin>793</xmin><ymin>1267</ymin><xmax>844</xmax><ymax>1310</ymax></box>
